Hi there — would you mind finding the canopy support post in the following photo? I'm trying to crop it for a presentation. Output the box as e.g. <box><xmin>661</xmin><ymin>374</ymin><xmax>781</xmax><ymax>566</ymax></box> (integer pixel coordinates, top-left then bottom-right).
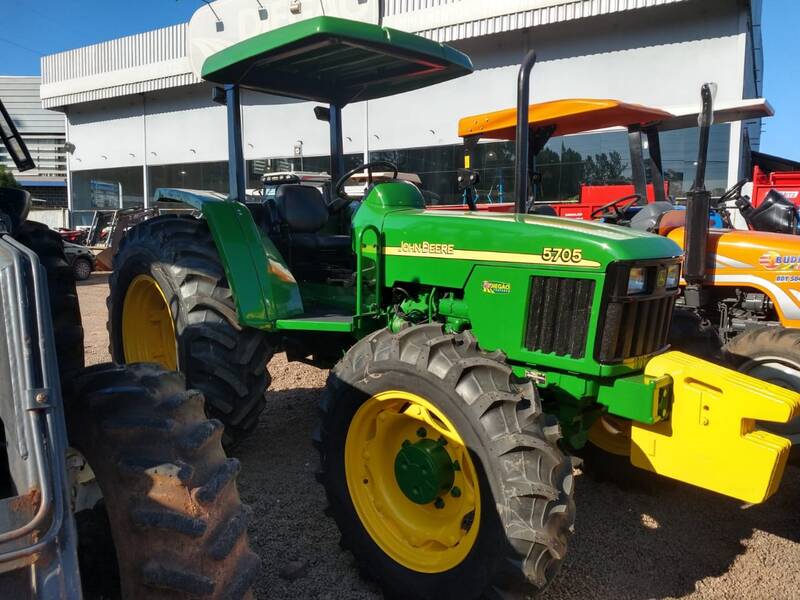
<box><xmin>329</xmin><ymin>103</ymin><xmax>344</xmax><ymax>185</ymax></box>
<box><xmin>226</xmin><ymin>84</ymin><xmax>246</xmax><ymax>204</ymax></box>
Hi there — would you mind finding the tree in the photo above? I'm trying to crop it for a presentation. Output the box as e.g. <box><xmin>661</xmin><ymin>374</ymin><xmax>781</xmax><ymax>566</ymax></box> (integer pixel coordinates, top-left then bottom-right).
<box><xmin>0</xmin><ymin>165</ymin><xmax>19</xmax><ymax>189</ymax></box>
<box><xmin>583</xmin><ymin>150</ymin><xmax>629</xmax><ymax>184</ymax></box>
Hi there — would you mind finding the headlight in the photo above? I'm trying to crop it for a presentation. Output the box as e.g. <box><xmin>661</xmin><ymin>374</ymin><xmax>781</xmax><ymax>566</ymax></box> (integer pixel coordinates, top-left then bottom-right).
<box><xmin>627</xmin><ymin>267</ymin><xmax>647</xmax><ymax>294</ymax></box>
<box><xmin>665</xmin><ymin>264</ymin><xmax>681</xmax><ymax>289</ymax></box>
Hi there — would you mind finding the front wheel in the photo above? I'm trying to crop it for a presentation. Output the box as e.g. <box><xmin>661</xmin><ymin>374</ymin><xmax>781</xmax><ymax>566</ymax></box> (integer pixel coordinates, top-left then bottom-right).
<box><xmin>317</xmin><ymin>325</ymin><xmax>574</xmax><ymax>599</ymax></box>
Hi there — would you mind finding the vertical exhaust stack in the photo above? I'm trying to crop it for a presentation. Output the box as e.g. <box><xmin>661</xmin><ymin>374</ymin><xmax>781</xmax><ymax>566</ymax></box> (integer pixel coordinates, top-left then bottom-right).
<box><xmin>683</xmin><ymin>83</ymin><xmax>715</xmax><ymax>287</ymax></box>
<box><xmin>514</xmin><ymin>50</ymin><xmax>537</xmax><ymax>214</ymax></box>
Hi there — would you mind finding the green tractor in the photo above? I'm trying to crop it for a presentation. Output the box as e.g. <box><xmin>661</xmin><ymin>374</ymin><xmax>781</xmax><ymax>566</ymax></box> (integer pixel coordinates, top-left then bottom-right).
<box><xmin>108</xmin><ymin>16</ymin><xmax>800</xmax><ymax>598</ymax></box>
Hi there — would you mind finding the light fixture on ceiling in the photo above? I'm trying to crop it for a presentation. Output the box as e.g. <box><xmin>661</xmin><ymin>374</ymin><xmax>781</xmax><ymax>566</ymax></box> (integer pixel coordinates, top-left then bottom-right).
<box><xmin>256</xmin><ymin>0</ymin><xmax>268</xmax><ymax>20</ymax></box>
<box><xmin>200</xmin><ymin>0</ymin><xmax>225</xmax><ymax>32</ymax></box>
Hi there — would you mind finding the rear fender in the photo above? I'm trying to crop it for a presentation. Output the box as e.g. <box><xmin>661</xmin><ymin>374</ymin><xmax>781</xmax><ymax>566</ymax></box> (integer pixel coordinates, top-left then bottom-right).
<box><xmin>155</xmin><ymin>188</ymin><xmax>303</xmax><ymax>326</ymax></box>
<box><xmin>631</xmin><ymin>351</ymin><xmax>800</xmax><ymax>503</ymax></box>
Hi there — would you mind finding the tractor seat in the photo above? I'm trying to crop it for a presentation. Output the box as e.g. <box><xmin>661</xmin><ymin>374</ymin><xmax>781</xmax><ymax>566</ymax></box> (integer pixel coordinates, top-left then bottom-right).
<box><xmin>629</xmin><ymin>201</ymin><xmax>675</xmax><ymax>232</ymax></box>
<box><xmin>274</xmin><ymin>184</ymin><xmax>351</xmax><ymax>255</ymax></box>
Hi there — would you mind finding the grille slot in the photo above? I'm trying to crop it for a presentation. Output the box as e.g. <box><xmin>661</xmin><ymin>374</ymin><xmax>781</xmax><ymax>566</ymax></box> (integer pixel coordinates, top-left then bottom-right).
<box><xmin>597</xmin><ymin>294</ymin><xmax>676</xmax><ymax>363</ymax></box>
<box><xmin>525</xmin><ymin>277</ymin><xmax>595</xmax><ymax>359</ymax></box>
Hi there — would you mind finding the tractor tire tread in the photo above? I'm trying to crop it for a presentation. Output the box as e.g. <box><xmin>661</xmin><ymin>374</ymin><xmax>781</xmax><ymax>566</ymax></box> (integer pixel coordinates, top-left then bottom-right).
<box><xmin>64</xmin><ymin>362</ymin><xmax>259</xmax><ymax>599</ymax></box>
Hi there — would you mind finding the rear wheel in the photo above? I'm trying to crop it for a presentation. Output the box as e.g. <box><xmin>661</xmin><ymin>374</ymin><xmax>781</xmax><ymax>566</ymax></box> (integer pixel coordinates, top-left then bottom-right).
<box><xmin>317</xmin><ymin>325</ymin><xmax>574</xmax><ymax>599</ymax></box>
<box><xmin>65</xmin><ymin>363</ymin><xmax>261</xmax><ymax>599</ymax></box>
<box><xmin>107</xmin><ymin>215</ymin><xmax>274</xmax><ymax>446</ymax></box>
<box><xmin>724</xmin><ymin>326</ymin><xmax>800</xmax><ymax>442</ymax></box>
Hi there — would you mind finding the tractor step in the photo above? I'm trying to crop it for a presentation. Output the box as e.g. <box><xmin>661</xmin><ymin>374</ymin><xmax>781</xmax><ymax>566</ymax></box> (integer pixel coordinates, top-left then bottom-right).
<box><xmin>275</xmin><ymin>314</ymin><xmax>354</xmax><ymax>333</ymax></box>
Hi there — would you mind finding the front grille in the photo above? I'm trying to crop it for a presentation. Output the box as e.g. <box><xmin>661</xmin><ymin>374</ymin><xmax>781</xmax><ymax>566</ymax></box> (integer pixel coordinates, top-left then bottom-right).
<box><xmin>525</xmin><ymin>276</ymin><xmax>595</xmax><ymax>359</ymax></box>
<box><xmin>595</xmin><ymin>260</ymin><xmax>680</xmax><ymax>364</ymax></box>
<box><xmin>596</xmin><ymin>295</ymin><xmax>676</xmax><ymax>363</ymax></box>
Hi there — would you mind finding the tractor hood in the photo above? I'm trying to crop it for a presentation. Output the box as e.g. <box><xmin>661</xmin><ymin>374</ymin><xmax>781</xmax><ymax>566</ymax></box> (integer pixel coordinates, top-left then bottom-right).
<box><xmin>668</xmin><ymin>227</ymin><xmax>800</xmax><ymax>272</ymax></box>
<box><xmin>355</xmin><ymin>182</ymin><xmax>681</xmax><ymax>290</ymax></box>
<box><xmin>382</xmin><ymin>209</ymin><xmax>682</xmax><ymax>267</ymax></box>
<box><xmin>667</xmin><ymin>227</ymin><xmax>800</xmax><ymax>327</ymax></box>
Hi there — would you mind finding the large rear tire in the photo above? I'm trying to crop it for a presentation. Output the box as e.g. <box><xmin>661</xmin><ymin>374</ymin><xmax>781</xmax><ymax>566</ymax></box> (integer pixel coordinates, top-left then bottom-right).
<box><xmin>723</xmin><ymin>326</ymin><xmax>800</xmax><ymax>442</ymax></box>
<box><xmin>65</xmin><ymin>363</ymin><xmax>261</xmax><ymax>599</ymax></box>
<box><xmin>317</xmin><ymin>324</ymin><xmax>575</xmax><ymax>599</ymax></box>
<box><xmin>107</xmin><ymin>215</ymin><xmax>274</xmax><ymax>446</ymax></box>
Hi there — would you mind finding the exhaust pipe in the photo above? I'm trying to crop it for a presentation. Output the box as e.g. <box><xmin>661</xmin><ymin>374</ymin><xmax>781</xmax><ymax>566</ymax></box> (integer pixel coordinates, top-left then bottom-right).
<box><xmin>514</xmin><ymin>50</ymin><xmax>537</xmax><ymax>214</ymax></box>
<box><xmin>683</xmin><ymin>83</ymin><xmax>715</xmax><ymax>286</ymax></box>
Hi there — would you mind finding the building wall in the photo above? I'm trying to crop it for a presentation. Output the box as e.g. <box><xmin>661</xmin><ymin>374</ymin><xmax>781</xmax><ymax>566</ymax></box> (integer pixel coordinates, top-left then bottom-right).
<box><xmin>53</xmin><ymin>0</ymin><xmax>759</xmax><ymax>217</ymax></box>
<box><xmin>66</xmin><ymin>0</ymin><xmax>749</xmax><ymax>169</ymax></box>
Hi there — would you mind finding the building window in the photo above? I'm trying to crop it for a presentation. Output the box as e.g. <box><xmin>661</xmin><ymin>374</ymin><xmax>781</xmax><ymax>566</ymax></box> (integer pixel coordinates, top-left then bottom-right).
<box><xmin>148</xmin><ymin>161</ymin><xmax>229</xmax><ymax>196</ymax></box>
<box><xmin>71</xmin><ymin>166</ymin><xmax>144</xmax><ymax>225</ymax></box>
<box><xmin>375</xmin><ymin>124</ymin><xmax>732</xmax><ymax>206</ymax></box>
<box><xmin>246</xmin><ymin>154</ymin><xmax>364</xmax><ymax>189</ymax></box>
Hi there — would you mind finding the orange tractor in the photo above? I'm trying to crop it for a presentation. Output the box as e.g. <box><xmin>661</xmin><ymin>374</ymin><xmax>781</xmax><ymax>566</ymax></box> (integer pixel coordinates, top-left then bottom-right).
<box><xmin>458</xmin><ymin>88</ymin><xmax>800</xmax><ymax>447</ymax></box>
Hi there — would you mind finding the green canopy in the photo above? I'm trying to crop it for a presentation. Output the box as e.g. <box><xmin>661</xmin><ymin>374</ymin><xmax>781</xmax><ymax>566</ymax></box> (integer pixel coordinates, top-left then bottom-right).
<box><xmin>201</xmin><ymin>16</ymin><xmax>473</xmax><ymax>105</ymax></box>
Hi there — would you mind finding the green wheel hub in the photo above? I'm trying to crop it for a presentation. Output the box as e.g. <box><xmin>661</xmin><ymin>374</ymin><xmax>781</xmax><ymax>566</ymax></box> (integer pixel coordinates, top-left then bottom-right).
<box><xmin>394</xmin><ymin>438</ymin><xmax>455</xmax><ymax>504</ymax></box>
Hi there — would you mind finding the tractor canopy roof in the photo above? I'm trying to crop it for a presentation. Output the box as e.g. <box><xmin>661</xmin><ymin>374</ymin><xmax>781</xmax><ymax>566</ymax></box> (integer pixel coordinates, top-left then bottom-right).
<box><xmin>458</xmin><ymin>97</ymin><xmax>774</xmax><ymax>141</ymax></box>
<box><xmin>201</xmin><ymin>16</ymin><xmax>473</xmax><ymax>105</ymax></box>
<box><xmin>458</xmin><ymin>99</ymin><xmax>673</xmax><ymax>141</ymax></box>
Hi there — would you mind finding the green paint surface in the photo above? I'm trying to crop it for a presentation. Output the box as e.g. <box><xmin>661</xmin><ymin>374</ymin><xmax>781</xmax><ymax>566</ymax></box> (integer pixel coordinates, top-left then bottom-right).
<box><xmin>201</xmin><ymin>16</ymin><xmax>473</xmax><ymax>104</ymax></box>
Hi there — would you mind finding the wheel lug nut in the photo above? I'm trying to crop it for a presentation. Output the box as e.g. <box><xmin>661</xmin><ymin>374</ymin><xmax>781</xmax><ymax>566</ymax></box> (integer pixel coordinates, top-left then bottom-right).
<box><xmin>434</xmin><ymin>497</ymin><xmax>445</xmax><ymax>509</ymax></box>
<box><xmin>451</xmin><ymin>486</ymin><xmax>462</xmax><ymax>498</ymax></box>
<box><xmin>416</xmin><ymin>427</ymin><xmax>427</xmax><ymax>438</ymax></box>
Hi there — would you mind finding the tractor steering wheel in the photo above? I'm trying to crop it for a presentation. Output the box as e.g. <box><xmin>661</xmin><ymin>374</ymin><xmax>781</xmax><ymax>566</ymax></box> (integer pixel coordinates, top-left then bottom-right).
<box><xmin>329</xmin><ymin>161</ymin><xmax>399</xmax><ymax>213</ymax></box>
<box><xmin>590</xmin><ymin>194</ymin><xmax>642</xmax><ymax>222</ymax></box>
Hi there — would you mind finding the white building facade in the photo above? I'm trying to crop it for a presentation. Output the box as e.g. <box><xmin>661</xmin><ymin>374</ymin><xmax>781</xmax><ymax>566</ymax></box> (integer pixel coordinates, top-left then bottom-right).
<box><xmin>40</xmin><ymin>0</ymin><xmax>763</xmax><ymax>224</ymax></box>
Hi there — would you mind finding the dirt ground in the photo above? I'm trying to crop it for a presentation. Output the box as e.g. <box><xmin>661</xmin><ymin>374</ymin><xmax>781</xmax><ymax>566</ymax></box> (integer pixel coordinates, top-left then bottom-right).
<box><xmin>78</xmin><ymin>273</ymin><xmax>800</xmax><ymax>599</ymax></box>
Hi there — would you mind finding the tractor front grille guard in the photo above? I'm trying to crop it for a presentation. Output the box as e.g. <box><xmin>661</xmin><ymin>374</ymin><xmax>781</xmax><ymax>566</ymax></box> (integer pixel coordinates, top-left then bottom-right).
<box><xmin>595</xmin><ymin>260</ymin><xmax>681</xmax><ymax>364</ymax></box>
<box><xmin>524</xmin><ymin>276</ymin><xmax>594</xmax><ymax>359</ymax></box>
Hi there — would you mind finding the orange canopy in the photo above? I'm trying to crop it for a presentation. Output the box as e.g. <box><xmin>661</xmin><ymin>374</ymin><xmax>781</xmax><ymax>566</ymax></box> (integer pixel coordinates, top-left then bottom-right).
<box><xmin>457</xmin><ymin>99</ymin><xmax>674</xmax><ymax>140</ymax></box>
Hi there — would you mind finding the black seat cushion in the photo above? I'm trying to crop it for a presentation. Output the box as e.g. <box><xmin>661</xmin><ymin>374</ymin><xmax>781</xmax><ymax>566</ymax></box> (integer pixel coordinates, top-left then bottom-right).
<box><xmin>291</xmin><ymin>234</ymin><xmax>352</xmax><ymax>253</ymax></box>
<box><xmin>275</xmin><ymin>184</ymin><xmax>328</xmax><ymax>233</ymax></box>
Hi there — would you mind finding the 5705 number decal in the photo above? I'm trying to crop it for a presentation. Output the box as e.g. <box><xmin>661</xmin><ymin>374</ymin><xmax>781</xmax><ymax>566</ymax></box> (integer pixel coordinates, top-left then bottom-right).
<box><xmin>541</xmin><ymin>247</ymin><xmax>584</xmax><ymax>264</ymax></box>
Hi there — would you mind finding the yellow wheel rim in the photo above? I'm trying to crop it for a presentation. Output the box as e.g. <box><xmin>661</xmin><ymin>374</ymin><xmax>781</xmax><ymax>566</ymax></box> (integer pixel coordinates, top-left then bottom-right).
<box><xmin>588</xmin><ymin>415</ymin><xmax>632</xmax><ymax>456</ymax></box>
<box><xmin>345</xmin><ymin>390</ymin><xmax>481</xmax><ymax>573</ymax></box>
<box><xmin>121</xmin><ymin>274</ymin><xmax>178</xmax><ymax>371</ymax></box>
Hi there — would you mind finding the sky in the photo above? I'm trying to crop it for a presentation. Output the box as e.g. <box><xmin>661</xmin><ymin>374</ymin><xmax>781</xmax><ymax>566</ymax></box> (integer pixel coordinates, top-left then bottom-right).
<box><xmin>1</xmin><ymin>0</ymin><xmax>798</xmax><ymax>159</ymax></box>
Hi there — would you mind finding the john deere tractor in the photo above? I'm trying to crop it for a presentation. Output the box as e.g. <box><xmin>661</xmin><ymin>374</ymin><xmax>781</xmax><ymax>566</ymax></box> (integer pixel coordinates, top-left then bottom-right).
<box><xmin>0</xmin><ymin>97</ymin><xmax>259</xmax><ymax>597</ymax></box>
<box><xmin>108</xmin><ymin>16</ymin><xmax>800</xmax><ymax>599</ymax></box>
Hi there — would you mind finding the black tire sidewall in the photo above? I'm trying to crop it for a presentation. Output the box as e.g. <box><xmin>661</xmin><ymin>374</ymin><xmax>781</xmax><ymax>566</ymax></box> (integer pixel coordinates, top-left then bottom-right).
<box><xmin>325</xmin><ymin>363</ymin><xmax>508</xmax><ymax>599</ymax></box>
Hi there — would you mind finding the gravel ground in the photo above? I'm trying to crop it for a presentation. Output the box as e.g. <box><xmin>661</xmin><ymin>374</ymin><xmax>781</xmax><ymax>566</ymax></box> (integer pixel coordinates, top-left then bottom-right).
<box><xmin>78</xmin><ymin>273</ymin><xmax>800</xmax><ymax>599</ymax></box>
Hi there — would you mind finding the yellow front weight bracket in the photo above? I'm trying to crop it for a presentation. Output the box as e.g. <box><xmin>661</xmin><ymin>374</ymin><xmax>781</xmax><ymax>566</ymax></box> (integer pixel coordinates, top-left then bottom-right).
<box><xmin>631</xmin><ymin>351</ymin><xmax>800</xmax><ymax>504</ymax></box>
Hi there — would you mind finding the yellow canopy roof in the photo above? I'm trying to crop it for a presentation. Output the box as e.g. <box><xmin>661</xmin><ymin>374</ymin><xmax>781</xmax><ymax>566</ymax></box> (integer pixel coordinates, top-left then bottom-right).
<box><xmin>457</xmin><ymin>99</ymin><xmax>674</xmax><ymax>140</ymax></box>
